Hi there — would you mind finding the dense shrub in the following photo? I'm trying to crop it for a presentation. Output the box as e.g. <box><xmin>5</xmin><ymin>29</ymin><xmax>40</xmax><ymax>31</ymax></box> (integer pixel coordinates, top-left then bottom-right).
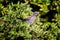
<box><xmin>0</xmin><ymin>0</ymin><xmax>60</xmax><ymax>40</ymax></box>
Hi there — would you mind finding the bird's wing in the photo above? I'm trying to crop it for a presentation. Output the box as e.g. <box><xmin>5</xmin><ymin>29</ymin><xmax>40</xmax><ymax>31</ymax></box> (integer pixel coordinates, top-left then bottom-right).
<box><xmin>26</xmin><ymin>16</ymin><xmax>32</xmax><ymax>20</ymax></box>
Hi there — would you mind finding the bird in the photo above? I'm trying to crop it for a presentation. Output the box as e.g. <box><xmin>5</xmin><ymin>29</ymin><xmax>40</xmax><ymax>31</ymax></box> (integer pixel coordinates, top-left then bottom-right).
<box><xmin>26</xmin><ymin>11</ymin><xmax>39</xmax><ymax>25</ymax></box>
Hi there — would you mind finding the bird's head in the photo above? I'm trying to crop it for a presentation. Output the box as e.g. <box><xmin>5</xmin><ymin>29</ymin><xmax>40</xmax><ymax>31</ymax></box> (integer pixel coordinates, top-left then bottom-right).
<box><xmin>33</xmin><ymin>11</ymin><xmax>39</xmax><ymax>16</ymax></box>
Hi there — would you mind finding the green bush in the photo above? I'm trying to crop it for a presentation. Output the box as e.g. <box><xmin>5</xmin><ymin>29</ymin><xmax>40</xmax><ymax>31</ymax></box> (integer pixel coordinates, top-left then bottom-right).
<box><xmin>0</xmin><ymin>0</ymin><xmax>60</xmax><ymax>40</ymax></box>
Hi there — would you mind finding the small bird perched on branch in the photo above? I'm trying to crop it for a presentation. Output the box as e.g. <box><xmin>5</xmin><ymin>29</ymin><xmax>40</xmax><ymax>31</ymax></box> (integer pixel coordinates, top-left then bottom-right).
<box><xmin>26</xmin><ymin>11</ymin><xmax>39</xmax><ymax>25</ymax></box>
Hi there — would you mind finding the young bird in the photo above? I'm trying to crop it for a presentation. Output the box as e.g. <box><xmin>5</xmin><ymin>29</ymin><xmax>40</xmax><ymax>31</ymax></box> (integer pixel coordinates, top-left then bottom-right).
<box><xmin>26</xmin><ymin>11</ymin><xmax>39</xmax><ymax>25</ymax></box>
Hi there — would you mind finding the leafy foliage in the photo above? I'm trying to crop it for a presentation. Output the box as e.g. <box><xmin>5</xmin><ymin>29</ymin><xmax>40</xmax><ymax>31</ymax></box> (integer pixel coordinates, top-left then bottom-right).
<box><xmin>0</xmin><ymin>0</ymin><xmax>60</xmax><ymax>40</ymax></box>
